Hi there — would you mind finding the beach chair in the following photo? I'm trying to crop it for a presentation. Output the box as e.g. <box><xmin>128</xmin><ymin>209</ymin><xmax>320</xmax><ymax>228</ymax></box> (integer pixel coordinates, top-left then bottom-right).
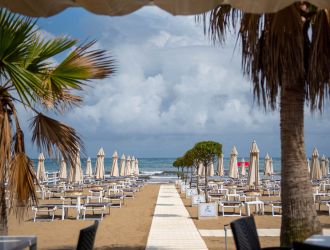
<box><xmin>230</xmin><ymin>216</ymin><xmax>290</xmax><ymax>250</ymax></box>
<box><xmin>219</xmin><ymin>201</ymin><xmax>242</xmax><ymax>216</ymax></box>
<box><xmin>81</xmin><ymin>202</ymin><xmax>111</xmax><ymax>220</ymax></box>
<box><xmin>32</xmin><ymin>204</ymin><xmax>57</xmax><ymax>222</ymax></box>
<box><xmin>103</xmin><ymin>190</ymin><xmax>125</xmax><ymax>207</ymax></box>
<box><xmin>76</xmin><ymin>220</ymin><xmax>99</xmax><ymax>250</ymax></box>
<box><xmin>87</xmin><ymin>190</ymin><xmax>104</xmax><ymax>203</ymax></box>
<box><xmin>271</xmin><ymin>202</ymin><xmax>282</xmax><ymax>216</ymax></box>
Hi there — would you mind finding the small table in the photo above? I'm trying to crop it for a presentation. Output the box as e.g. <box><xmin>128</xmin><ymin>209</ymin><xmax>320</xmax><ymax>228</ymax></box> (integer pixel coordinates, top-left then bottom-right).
<box><xmin>245</xmin><ymin>200</ymin><xmax>264</xmax><ymax>216</ymax></box>
<box><xmin>0</xmin><ymin>236</ymin><xmax>37</xmax><ymax>250</ymax></box>
<box><xmin>305</xmin><ymin>235</ymin><xmax>330</xmax><ymax>247</ymax></box>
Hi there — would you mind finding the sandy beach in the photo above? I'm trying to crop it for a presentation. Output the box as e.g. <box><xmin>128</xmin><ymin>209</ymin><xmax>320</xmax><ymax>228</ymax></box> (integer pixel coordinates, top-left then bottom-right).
<box><xmin>8</xmin><ymin>184</ymin><xmax>159</xmax><ymax>249</ymax></box>
<box><xmin>6</xmin><ymin>182</ymin><xmax>330</xmax><ymax>250</ymax></box>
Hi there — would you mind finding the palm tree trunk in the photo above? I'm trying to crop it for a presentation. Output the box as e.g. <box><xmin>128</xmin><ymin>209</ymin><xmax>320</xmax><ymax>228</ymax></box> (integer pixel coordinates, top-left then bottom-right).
<box><xmin>280</xmin><ymin>86</ymin><xmax>321</xmax><ymax>245</ymax></box>
<box><xmin>0</xmin><ymin>181</ymin><xmax>8</xmax><ymax>235</ymax></box>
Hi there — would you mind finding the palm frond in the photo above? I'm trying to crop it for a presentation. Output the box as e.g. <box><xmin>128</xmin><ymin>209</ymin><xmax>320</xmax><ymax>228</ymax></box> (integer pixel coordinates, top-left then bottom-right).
<box><xmin>4</xmin><ymin>62</ymin><xmax>42</xmax><ymax>103</ymax></box>
<box><xmin>49</xmin><ymin>41</ymin><xmax>116</xmax><ymax>89</ymax></box>
<box><xmin>25</xmin><ymin>36</ymin><xmax>77</xmax><ymax>71</ymax></box>
<box><xmin>8</xmin><ymin>153</ymin><xmax>37</xmax><ymax>214</ymax></box>
<box><xmin>207</xmin><ymin>5</ymin><xmax>240</xmax><ymax>44</ymax></box>
<box><xmin>307</xmin><ymin>9</ymin><xmax>330</xmax><ymax>111</ymax></box>
<box><xmin>30</xmin><ymin>113</ymin><xmax>83</xmax><ymax>165</ymax></box>
<box><xmin>205</xmin><ymin>4</ymin><xmax>307</xmax><ymax>110</ymax></box>
<box><xmin>0</xmin><ymin>108</ymin><xmax>12</xmax><ymax>181</ymax></box>
<box><xmin>0</xmin><ymin>9</ymin><xmax>35</xmax><ymax>63</ymax></box>
<box><xmin>40</xmin><ymin>90</ymin><xmax>83</xmax><ymax>113</ymax></box>
<box><xmin>0</xmin><ymin>9</ymin><xmax>39</xmax><ymax>104</ymax></box>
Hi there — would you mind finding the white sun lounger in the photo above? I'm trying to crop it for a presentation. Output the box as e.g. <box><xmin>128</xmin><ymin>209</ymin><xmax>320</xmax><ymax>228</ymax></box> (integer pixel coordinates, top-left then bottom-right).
<box><xmin>32</xmin><ymin>204</ymin><xmax>57</xmax><ymax>222</ymax></box>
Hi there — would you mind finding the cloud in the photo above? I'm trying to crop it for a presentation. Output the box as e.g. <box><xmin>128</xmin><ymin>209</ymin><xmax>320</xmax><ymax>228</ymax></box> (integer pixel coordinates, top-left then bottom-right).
<box><xmin>24</xmin><ymin>7</ymin><xmax>330</xmax><ymax>157</ymax></box>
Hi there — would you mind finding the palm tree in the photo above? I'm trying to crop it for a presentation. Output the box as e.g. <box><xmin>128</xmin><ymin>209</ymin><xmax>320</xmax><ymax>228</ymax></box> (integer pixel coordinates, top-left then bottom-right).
<box><xmin>203</xmin><ymin>2</ymin><xmax>326</xmax><ymax>245</ymax></box>
<box><xmin>0</xmin><ymin>9</ymin><xmax>115</xmax><ymax>234</ymax></box>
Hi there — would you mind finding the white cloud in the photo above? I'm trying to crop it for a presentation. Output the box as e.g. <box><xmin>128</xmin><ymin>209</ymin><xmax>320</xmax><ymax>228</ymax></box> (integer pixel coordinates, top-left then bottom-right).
<box><xmin>24</xmin><ymin>6</ymin><xmax>330</xmax><ymax>157</ymax></box>
<box><xmin>66</xmin><ymin>13</ymin><xmax>277</xmax><ymax>139</ymax></box>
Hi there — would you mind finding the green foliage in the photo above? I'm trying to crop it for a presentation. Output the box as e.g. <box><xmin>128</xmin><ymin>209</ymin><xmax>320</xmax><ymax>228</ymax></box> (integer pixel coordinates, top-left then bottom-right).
<box><xmin>192</xmin><ymin>141</ymin><xmax>222</xmax><ymax>166</ymax></box>
<box><xmin>0</xmin><ymin>8</ymin><xmax>115</xmax><ymax>164</ymax></box>
<box><xmin>173</xmin><ymin>157</ymin><xmax>184</xmax><ymax>167</ymax></box>
<box><xmin>182</xmin><ymin>149</ymin><xmax>196</xmax><ymax>167</ymax></box>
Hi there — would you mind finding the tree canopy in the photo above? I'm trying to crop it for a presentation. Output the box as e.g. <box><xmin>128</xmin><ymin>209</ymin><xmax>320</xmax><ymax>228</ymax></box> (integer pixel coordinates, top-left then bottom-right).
<box><xmin>192</xmin><ymin>141</ymin><xmax>222</xmax><ymax>166</ymax></box>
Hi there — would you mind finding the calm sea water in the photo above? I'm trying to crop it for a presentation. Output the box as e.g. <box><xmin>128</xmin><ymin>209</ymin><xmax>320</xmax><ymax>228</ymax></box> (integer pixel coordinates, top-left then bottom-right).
<box><xmin>32</xmin><ymin>157</ymin><xmax>282</xmax><ymax>176</ymax></box>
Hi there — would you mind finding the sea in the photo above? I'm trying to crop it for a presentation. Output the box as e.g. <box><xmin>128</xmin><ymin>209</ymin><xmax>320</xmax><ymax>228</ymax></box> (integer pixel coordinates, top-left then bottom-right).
<box><xmin>32</xmin><ymin>157</ymin><xmax>282</xmax><ymax>177</ymax></box>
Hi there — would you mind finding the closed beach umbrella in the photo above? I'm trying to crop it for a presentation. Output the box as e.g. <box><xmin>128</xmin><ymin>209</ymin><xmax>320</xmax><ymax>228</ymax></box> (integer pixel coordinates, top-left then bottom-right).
<box><xmin>119</xmin><ymin>154</ymin><xmax>126</xmax><ymax>176</ymax></box>
<box><xmin>131</xmin><ymin>156</ymin><xmax>136</xmax><ymax>175</ymax></box>
<box><xmin>248</xmin><ymin>140</ymin><xmax>260</xmax><ymax>188</ymax></box>
<box><xmin>270</xmin><ymin>157</ymin><xmax>274</xmax><ymax>175</ymax></box>
<box><xmin>198</xmin><ymin>161</ymin><xmax>205</xmax><ymax>176</ymax></box>
<box><xmin>241</xmin><ymin>158</ymin><xmax>246</xmax><ymax>176</ymax></box>
<box><xmin>125</xmin><ymin>156</ymin><xmax>131</xmax><ymax>176</ymax></box>
<box><xmin>217</xmin><ymin>154</ymin><xmax>224</xmax><ymax>176</ymax></box>
<box><xmin>72</xmin><ymin>149</ymin><xmax>83</xmax><ymax>183</ymax></box>
<box><xmin>135</xmin><ymin>158</ymin><xmax>139</xmax><ymax>175</ymax></box>
<box><xmin>94</xmin><ymin>147</ymin><xmax>105</xmax><ymax>179</ymax></box>
<box><xmin>69</xmin><ymin>164</ymin><xmax>73</xmax><ymax>183</ymax></box>
<box><xmin>37</xmin><ymin>153</ymin><xmax>47</xmax><ymax>182</ymax></box>
<box><xmin>228</xmin><ymin>146</ymin><xmax>239</xmax><ymax>179</ymax></box>
<box><xmin>310</xmin><ymin>148</ymin><xmax>322</xmax><ymax>180</ymax></box>
<box><xmin>111</xmin><ymin>151</ymin><xmax>119</xmax><ymax>177</ymax></box>
<box><xmin>208</xmin><ymin>162</ymin><xmax>214</xmax><ymax>176</ymax></box>
<box><xmin>59</xmin><ymin>158</ymin><xmax>67</xmax><ymax>179</ymax></box>
<box><xmin>307</xmin><ymin>158</ymin><xmax>311</xmax><ymax>173</ymax></box>
<box><xmin>264</xmin><ymin>153</ymin><xmax>272</xmax><ymax>176</ymax></box>
<box><xmin>85</xmin><ymin>157</ymin><xmax>93</xmax><ymax>177</ymax></box>
<box><xmin>321</xmin><ymin>155</ymin><xmax>328</xmax><ymax>178</ymax></box>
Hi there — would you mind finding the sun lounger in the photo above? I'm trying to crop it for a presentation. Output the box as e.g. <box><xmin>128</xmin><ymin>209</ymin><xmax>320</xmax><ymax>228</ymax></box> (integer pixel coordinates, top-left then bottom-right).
<box><xmin>122</xmin><ymin>188</ymin><xmax>135</xmax><ymax>198</ymax></box>
<box><xmin>32</xmin><ymin>204</ymin><xmax>57</xmax><ymax>222</ymax></box>
<box><xmin>263</xmin><ymin>200</ymin><xmax>281</xmax><ymax>216</ymax></box>
<box><xmin>271</xmin><ymin>202</ymin><xmax>282</xmax><ymax>216</ymax></box>
<box><xmin>87</xmin><ymin>190</ymin><xmax>104</xmax><ymax>203</ymax></box>
<box><xmin>103</xmin><ymin>193</ymin><xmax>125</xmax><ymax>207</ymax></box>
<box><xmin>36</xmin><ymin>186</ymin><xmax>46</xmax><ymax>200</ymax></box>
<box><xmin>226</xmin><ymin>193</ymin><xmax>241</xmax><ymax>201</ymax></box>
<box><xmin>318</xmin><ymin>200</ymin><xmax>330</xmax><ymax>215</ymax></box>
<box><xmin>218</xmin><ymin>201</ymin><xmax>242</xmax><ymax>216</ymax></box>
<box><xmin>209</xmin><ymin>192</ymin><xmax>226</xmax><ymax>202</ymax></box>
<box><xmin>81</xmin><ymin>203</ymin><xmax>111</xmax><ymax>220</ymax></box>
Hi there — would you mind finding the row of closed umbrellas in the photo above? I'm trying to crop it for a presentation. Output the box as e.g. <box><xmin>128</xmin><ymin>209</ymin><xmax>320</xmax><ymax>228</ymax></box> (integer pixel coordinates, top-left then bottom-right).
<box><xmin>215</xmin><ymin>141</ymin><xmax>329</xmax><ymax>186</ymax></box>
<box><xmin>190</xmin><ymin>140</ymin><xmax>263</xmax><ymax>188</ymax></box>
<box><xmin>310</xmin><ymin>148</ymin><xmax>329</xmax><ymax>180</ymax></box>
<box><xmin>216</xmin><ymin>140</ymin><xmax>262</xmax><ymax>187</ymax></box>
<box><xmin>36</xmin><ymin>148</ymin><xmax>139</xmax><ymax>183</ymax></box>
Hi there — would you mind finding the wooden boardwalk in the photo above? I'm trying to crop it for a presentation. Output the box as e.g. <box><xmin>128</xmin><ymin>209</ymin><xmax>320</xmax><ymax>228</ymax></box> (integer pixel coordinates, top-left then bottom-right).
<box><xmin>146</xmin><ymin>184</ymin><xmax>208</xmax><ymax>250</ymax></box>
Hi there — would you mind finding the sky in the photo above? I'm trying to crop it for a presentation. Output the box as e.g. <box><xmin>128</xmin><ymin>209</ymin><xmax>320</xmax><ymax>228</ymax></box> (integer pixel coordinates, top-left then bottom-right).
<box><xmin>22</xmin><ymin>6</ymin><xmax>330</xmax><ymax>158</ymax></box>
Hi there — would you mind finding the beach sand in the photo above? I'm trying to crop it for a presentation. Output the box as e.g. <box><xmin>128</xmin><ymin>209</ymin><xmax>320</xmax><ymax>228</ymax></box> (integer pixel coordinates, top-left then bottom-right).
<box><xmin>8</xmin><ymin>184</ymin><xmax>160</xmax><ymax>250</ymax></box>
<box><xmin>7</xmin><ymin>183</ymin><xmax>330</xmax><ymax>250</ymax></box>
